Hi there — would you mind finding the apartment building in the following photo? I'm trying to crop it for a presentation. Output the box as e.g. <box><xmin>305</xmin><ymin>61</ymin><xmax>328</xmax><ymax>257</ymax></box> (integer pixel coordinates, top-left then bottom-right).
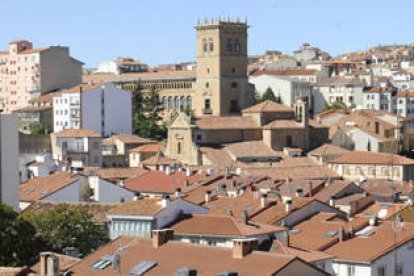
<box><xmin>96</xmin><ymin>57</ymin><xmax>148</xmax><ymax>74</ymax></box>
<box><xmin>0</xmin><ymin>114</ymin><xmax>19</xmax><ymax>210</ymax></box>
<box><xmin>314</xmin><ymin>77</ymin><xmax>365</xmax><ymax>113</ymax></box>
<box><xmin>249</xmin><ymin>72</ymin><xmax>314</xmax><ymax>110</ymax></box>
<box><xmin>53</xmin><ymin>82</ymin><xmax>132</xmax><ymax>136</ymax></box>
<box><xmin>0</xmin><ymin>40</ymin><xmax>83</xmax><ymax>113</ymax></box>
<box><xmin>363</xmin><ymin>88</ymin><xmax>414</xmax><ymax>126</ymax></box>
<box><xmin>51</xmin><ymin>128</ymin><xmax>102</xmax><ymax>168</ymax></box>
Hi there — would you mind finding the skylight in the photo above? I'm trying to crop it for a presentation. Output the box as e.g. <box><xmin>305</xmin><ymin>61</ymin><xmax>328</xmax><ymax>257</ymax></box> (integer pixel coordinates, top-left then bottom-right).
<box><xmin>91</xmin><ymin>255</ymin><xmax>113</xmax><ymax>270</ymax></box>
<box><xmin>130</xmin><ymin>260</ymin><xmax>157</xmax><ymax>275</ymax></box>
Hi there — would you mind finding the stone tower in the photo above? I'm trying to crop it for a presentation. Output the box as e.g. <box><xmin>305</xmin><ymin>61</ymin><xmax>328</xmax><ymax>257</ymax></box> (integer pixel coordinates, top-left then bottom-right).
<box><xmin>193</xmin><ymin>18</ymin><xmax>254</xmax><ymax>117</ymax></box>
<box><xmin>293</xmin><ymin>97</ymin><xmax>310</xmax><ymax>150</ymax></box>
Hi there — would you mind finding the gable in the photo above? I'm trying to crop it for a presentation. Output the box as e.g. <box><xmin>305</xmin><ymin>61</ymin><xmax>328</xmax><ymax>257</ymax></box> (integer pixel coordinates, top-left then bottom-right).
<box><xmin>170</xmin><ymin>113</ymin><xmax>193</xmax><ymax>129</ymax></box>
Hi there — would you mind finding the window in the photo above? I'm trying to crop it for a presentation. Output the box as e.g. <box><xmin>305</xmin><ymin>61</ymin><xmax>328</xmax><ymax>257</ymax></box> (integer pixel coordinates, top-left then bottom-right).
<box><xmin>286</xmin><ymin>136</ymin><xmax>293</xmax><ymax>147</ymax></box>
<box><xmin>186</xmin><ymin>96</ymin><xmax>192</xmax><ymax>110</ymax></box>
<box><xmin>205</xmin><ymin>82</ymin><xmax>209</xmax><ymax>89</ymax></box>
<box><xmin>234</xmin><ymin>39</ymin><xmax>241</xmax><ymax>52</ymax></box>
<box><xmin>203</xmin><ymin>39</ymin><xmax>208</xmax><ymax>53</ymax></box>
<box><xmin>208</xmin><ymin>38</ymin><xmax>214</xmax><ymax>52</ymax></box>
<box><xmin>232</xmin><ymin>67</ymin><xmax>236</xmax><ymax>74</ymax></box>
<box><xmin>396</xmin><ymin>263</ymin><xmax>403</xmax><ymax>276</ymax></box>
<box><xmin>177</xmin><ymin>142</ymin><xmax>182</xmax><ymax>154</ymax></box>
<box><xmin>179</xmin><ymin>96</ymin><xmax>185</xmax><ymax>112</ymax></box>
<box><xmin>231</xmin><ymin>82</ymin><xmax>238</xmax><ymax>88</ymax></box>
<box><xmin>377</xmin><ymin>266</ymin><xmax>385</xmax><ymax>276</ymax></box>
<box><xmin>347</xmin><ymin>265</ymin><xmax>355</xmax><ymax>276</ymax></box>
<box><xmin>226</xmin><ymin>39</ymin><xmax>233</xmax><ymax>52</ymax></box>
<box><xmin>204</xmin><ymin>99</ymin><xmax>211</xmax><ymax>109</ymax></box>
<box><xmin>230</xmin><ymin>100</ymin><xmax>238</xmax><ymax>113</ymax></box>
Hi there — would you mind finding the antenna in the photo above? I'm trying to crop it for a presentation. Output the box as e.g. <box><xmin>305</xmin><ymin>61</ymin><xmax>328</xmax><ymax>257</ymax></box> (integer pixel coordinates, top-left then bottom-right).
<box><xmin>112</xmin><ymin>239</ymin><xmax>138</xmax><ymax>276</ymax></box>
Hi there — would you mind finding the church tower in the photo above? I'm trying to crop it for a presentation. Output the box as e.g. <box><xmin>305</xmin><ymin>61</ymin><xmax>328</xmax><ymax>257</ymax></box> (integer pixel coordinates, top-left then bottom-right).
<box><xmin>193</xmin><ymin>18</ymin><xmax>254</xmax><ymax>117</ymax></box>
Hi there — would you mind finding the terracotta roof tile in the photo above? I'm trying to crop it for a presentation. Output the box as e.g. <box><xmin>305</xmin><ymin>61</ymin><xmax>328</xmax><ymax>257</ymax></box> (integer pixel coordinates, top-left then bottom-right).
<box><xmin>54</xmin><ymin>128</ymin><xmax>101</xmax><ymax>138</ymax></box>
<box><xmin>195</xmin><ymin>116</ymin><xmax>259</xmax><ymax>129</ymax></box>
<box><xmin>263</xmin><ymin>120</ymin><xmax>303</xmax><ymax>129</ymax></box>
<box><xmin>252</xmin><ymin>69</ymin><xmax>317</xmax><ymax>77</ymax></box>
<box><xmin>19</xmin><ymin>172</ymin><xmax>78</xmax><ymax>202</ymax></box>
<box><xmin>242</xmin><ymin>100</ymin><xmax>294</xmax><ymax>114</ymax></box>
<box><xmin>130</xmin><ymin>143</ymin><xmax>164</xmax><ymax>153</ymax></box>
<box><xmin>108</xmin><ymin>198</ymin><xmax>164</xmax><ymax>216</ymax></box>
<box><xmin>83</xmin><ymin>167</ymin><xmax>148</xmax><ymax>182</ymax></box>
<box><xmin>308</xmin><ymin>144</ymin><xmax>350</xmax><ymax>156</ymax></box>
<box><xmin>329</xmin><ymin>151</ymin><xmax>414</xmax><ymax>166</ymax></box>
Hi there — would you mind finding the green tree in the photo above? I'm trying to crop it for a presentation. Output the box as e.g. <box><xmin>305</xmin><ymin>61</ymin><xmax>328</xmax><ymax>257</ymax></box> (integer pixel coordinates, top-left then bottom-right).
<box><xmin>30</xmin><ymin>123</ymin><xmax>51</xmax><ymax>134</ymax></box>
<box><xmin>23</xmin><ymin>204</ymin><xmax>109</xmax><ymax>256</ymax></box>
<box><xmin>261</xmin><ymin>87</ymin><xmax>277</xmax><ymax>102</ymax></box>
<box><xmin>0</xmin><ymin>204</ymin><xmax>40</xmax><ymax>266</ymax></box>
<box><xmin>323</xmin><ymin>101</ymin><xmax>347</xmax><ymax>111</ymax></box>
<box><xmin>133</xmin><ymin>86</ymin><xmax>167</xmax><ymax>140</ymax></box>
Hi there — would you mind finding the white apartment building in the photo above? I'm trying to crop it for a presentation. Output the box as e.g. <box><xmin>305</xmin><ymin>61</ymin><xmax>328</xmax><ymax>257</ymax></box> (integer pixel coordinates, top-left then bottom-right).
<box><xmin>53</xmin><ymin>82</ymin><xmax>132</xmax><ymax>137</ymax></box>
<box><xmin>363</xmin><ymin>88</ymin><xmax>414</xmax><ymax>126</ymax></box>
<box><xmin>314</xmin><ymin>77</ymin><xmax>365</xmax><ymax>113</ymax></box>
<box><xmin>96</xmin><ymin>57</ymin><xmax>148</xmax><ymax>74</ymax></box>
<box><xmin>0</xmin><ymin>114</ymin><xmax>19</xmax><ymax>210</ymax></box>
<box><xmin>0</xmin><ymin>40</ymin><xmax>83</xmax><ymax>113</ymax></box>
<box><xmin>249</xmin><ymin>74</ymin><xmax>313</xmax><ymax>108</ymax></box>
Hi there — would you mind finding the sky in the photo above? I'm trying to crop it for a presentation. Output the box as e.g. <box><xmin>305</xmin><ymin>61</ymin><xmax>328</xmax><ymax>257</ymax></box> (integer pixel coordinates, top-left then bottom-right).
<box><xmin>1</xmin><ymin>0</ymin><xmax>413</xmax><ymax>68</ymax></box>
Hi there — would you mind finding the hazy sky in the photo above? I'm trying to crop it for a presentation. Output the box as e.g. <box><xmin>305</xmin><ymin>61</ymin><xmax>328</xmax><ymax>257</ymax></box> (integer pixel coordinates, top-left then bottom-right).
<box><xmin>1</xmin><ymin>0</ymin><xmax>412</xmax><ymax>67</ymax></box>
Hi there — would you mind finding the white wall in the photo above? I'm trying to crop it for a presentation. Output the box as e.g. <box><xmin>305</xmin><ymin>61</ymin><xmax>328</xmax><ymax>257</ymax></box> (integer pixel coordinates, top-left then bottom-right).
<box><xmin>43</xmin><ymin>181</ymin><xmax>81</xmax><ymax>202</ymax></box>
<box><xmin>89</xmin><ymin>176</ymin><xmax>135</xmax><ymax>202</ymax></box>
<box><xmin>0</xmin><ymin>115</ymin><xmax>19</xmax><ymax>211</ymax></box>
<box><xmin>155</xmin><ymin>198</ymin><xmax>208</xmax><ymax>228</ymax></box>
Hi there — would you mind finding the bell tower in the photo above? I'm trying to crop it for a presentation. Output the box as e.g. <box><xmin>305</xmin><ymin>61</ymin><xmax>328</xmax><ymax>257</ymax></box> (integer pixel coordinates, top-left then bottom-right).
<box><xmin>193</xmin><ymin>18</ymin><xmax>254</xmax><ymax>117</ymax></box>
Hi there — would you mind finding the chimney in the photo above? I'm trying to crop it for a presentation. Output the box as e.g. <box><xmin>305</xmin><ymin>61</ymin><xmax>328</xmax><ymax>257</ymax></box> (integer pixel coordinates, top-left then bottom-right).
<box><xmin>348</xmin><ymin>226</ymin><xmax>355</xmax><ymax>238</ymax></box>
<box><xmin>241</xmin><ymin>209</ymin><xmax>248</xmax><ymax>224</ymax></box>
<box><xmin>260</xmin><ymin>194</ymin><xmax>268</xmax><ymax>208</ymax></box>
<box><xmin>133</xmin><ymin>192</ymin><xmax>142</xmax><ymax>201</ymax></box>
<box><xmin>119</xmin><ymin>179</ymin><xmax>125</xmax><ymax>188</ymax></box>
<box><xmin>165</xmin><ymin>166</ymin><xmax>172</xmax><ymax>175</ymax></box>
<box><xmin>369</xmin><ymin>216</ymin><xmax>377</xmax><ymax>226</ymax></box>
<box><xmin>175</xmin><ymin>188</ymin><xmax>182</xmax><ymax>198</ymax></box>
<box><xmin>205</xmin><ymin>190</ymin><xmax>212</xmax><ymax>203</ymax></box>
<box><xmin>329</xmin><ymin>197</ymin><xmax>336</xmax><ymax>207</ymax></box>
<box><xmin>159</xmin><ymin>164</ymin><xmax>164</xmax><ymax>172</ymax></box>
<box><xmin>184</xmin><ymin>179</ymin><xmax>190</xmax><ymax>187</ymax></box>
<box><xmin>39</xmin><ymin>252</ymin><xmax>59</xmax><ymax>276</ymax></box>
<box><xmin>285</xmin><ymin>199</ymin><xmax>292</xmax><ymax>213</ymax></box>
<box><xmin>161</xmin><ymin>194</ymin><xmax>170</xmax><ymax>208</ymax></box>
<box><xmin>232</xmin><ymin>238</ymin><xmax>258</xmax><ymax>259</ymax></box>
<box><xmin>152</xmin><ymin>229</ymin><xmax>174</xmax><ymax>248</ymax></box>
<box><xmin>295</xmin><ymin>188</ymin><xmax>303</xmax><ymax>197</ymax></box>
<box><xmin>338</xmin><ymin>225</ymin><xmax>345</xmax><ymax>242</ymax></box>
<box><xmin>308</xmin><ymin>181</ymin><xmax>314</xmax><ymax>197</ymax></box>
<box><xmin>186</xmin><ymin>168</ymin><xmax>192</xmax><ymax>177</ymax></box>
<box><xmin>282</xmin><ymin>229</ymin><xmax>290</xmax><ymax>247</ymax></box>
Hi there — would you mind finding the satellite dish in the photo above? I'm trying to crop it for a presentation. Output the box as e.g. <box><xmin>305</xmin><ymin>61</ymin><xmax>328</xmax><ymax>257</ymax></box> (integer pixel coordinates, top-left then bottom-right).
<box><xmin>377</xmin><ymin>209</ymin><xmax>388</xmax><ymax>219</ymax></box>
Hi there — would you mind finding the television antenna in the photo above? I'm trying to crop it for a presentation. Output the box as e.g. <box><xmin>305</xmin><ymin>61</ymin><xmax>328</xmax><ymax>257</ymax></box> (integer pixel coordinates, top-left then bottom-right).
<box><xmin>112</xmin><ymin>239</ymin><xmax>138</xmax><ymax>276</ymax></box>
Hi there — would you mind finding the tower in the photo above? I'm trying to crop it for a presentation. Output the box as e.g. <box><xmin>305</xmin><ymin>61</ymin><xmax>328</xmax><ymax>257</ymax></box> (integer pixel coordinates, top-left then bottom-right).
<box><xmin>193</xmin><ymin>18</ymin><xmax>254</xmax><ymax>117</ymax></box>
<box><xmin>293</xmin><ymin>97</ymin><xmax>310</xmax><ymax>150</ymax></box>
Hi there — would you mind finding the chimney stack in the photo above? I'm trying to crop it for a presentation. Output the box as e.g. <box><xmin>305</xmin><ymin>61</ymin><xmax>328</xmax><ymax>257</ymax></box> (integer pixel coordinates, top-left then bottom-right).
<box><xmin>285</xmin><ymin>199</ymin><xmax>292</xmax><ymax>213</ymax></box>
<box><xmin>242</xmin><ymin>209</ymin><xmax>248</xmax><ymax>225</ymax></box>
<box><xmin>152</xmin><ymin>229</ymin><xmax>174</xmax><ymax>248</ymax></box>
<box><xmin>329</xmin><ymin>197</ymin><xmax>336</xmax><ymax>207</ymax></box>
<box><xmin>232</xmin><ymin>239</ymin><xmax>258</xmax><ymax>259</ymax></box>
<box><xmin>205</xmin><ymin>190</ymin><xmax>212</xmax><ymax>203</ymax></box>
<box><xmin>161</xmin><ymin>194</ymin><xmax>170</xmax><ymax>208</ymax></box>
<box><xmin>159</xmin><ymin>164</ymin><xmax>164</xmax><ymax>172</ymax></box>
<box><xmin>39</xmin><ymin>252</ymin><xmax>59</xmax><ymax>276</ymax></box>
<box><xmin>260</xmin><ymin>194</ymin><xmax>268</xmax><ymax>208</ymax></box>
<box><xmin>338</xmin><ymin>225</ymin><xmax>345</xmax><ymax>242</ymax></box>
<box><xmin>308</xmin><ymin>181</ymin><xmax>314</xmax><ymax>197</ymax></box>
<box><xmin>165</xmin><ymin>166</ymin><xmax>172</xmax><ymax>175</ymax></box>
<box><xmin>295</xmin><ymin>188</ymin><xmax>303</xmax><ymax>197</ymax></box>
<box><xmin>175</xmin><ymin>188</ymin><xmax>182</xmax><ymax>198</ymax></box>
<box><xmin>348</xmin><ymin>226</ymin><xmax>355</xmax><ymax>238</ymax></box>
<box><xmin>186</xmin><ymin>167</ymin><xmax>192</xmax><ymax>177</ymax></box>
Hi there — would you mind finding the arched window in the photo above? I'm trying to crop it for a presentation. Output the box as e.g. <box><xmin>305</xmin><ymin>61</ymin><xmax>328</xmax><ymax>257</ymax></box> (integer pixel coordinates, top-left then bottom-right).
<box><xmin>203</xmin><ymin>39</ymin><xmax>208</xmax><ymax>52</ymax></box>
<box><xmin>205</xmin><ymin>82</ymin><xmax>209</xmax><ymax>89</ymax></box>
<box><xmin>168</xmin><ymin>96</ymin><xmax>173</xmax><ymax>110</ymax></box>
<box><xmin>163</xmin><ymin>96</ymin><xmax>168</xmax><ymax>110</ymax></box>
<box><xmin>209</xmin><ymin>38</ymin><xmax>214</xmax><ymax>52</ymax></box>
<box><xmin>234</xmin><ymin>39</ymin><xmax>241</xmax><ymax>52</ymax></box>
<box><xmin>179</xmin><ymin>96</ymin><xmax>185</xmax><ymax>112</ymax></box>
<box><xmin>187</xmin><ymin>96</ymin><xmax>192</xmax><ymax>110</ymax></box>
<box><xmin>226</xmin><ymin>39</ymin><xmax>233</xmax><ymax>52</ymax></box>
<box><xmin>174</xmin><ymin>96</ymin><xmax>179</xmax><ymax>110</ymax></box>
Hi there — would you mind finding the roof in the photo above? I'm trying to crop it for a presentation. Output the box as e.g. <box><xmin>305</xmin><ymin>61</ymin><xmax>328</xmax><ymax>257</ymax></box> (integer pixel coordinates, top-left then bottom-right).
<box><xmin>270</xmin><ymin>240</ymin><xmax>334</xmax><ymax>263</ymax></box>
<box><xmin>108</xmin><ymin>198</ymin><xmax>165</xmax><ymax>216</ymax></box>
<box><xmin>308</xmin><ymin>144</ymin><xmax>350</xmax><ymax>156</ymax></box>
<box><xmin>252</xmin><ymin>69</ymin><xmax>317</xmax><ymax>77</ymax></box>
<box><xmin>199</xmin><ymin>147</ymin><xmax>233</xmax><ymax>169</ymax></box>
<box><xmin>125</xmin><ymin>171</ymin><xmax>206</xmax><ymax>194</ymax></box>
<box><xmin>317</xmin><ymin>77</ymin><xmax>364</xmax><ymax>86</ymax></box>
<box><xmin>313</xmin><ymin>180</ymin><xmax>362</xmax><ymax>203</ymax></box>
<box><xmin>13</xmin><ymin>105</ymin><xmax>52</xmax><ymax>113</ymax></box>
<box><xmin>329</xmin><ymin>151</ymin><xmax>414</xmax><ymax>166</ymax></box>
<box><xmin>326</xmin><ymin>221</ymin><xmax>414</xmax><ymax>263</ymax></box>
<box><xmin>289</xmin><ymin>213</ymin><xmax>369</xmax><ymax>251</ymax></box>
<box><xmin>54</xmin><ymin>83</ymin><xmax>103</xmax><ymax>95</ymax></box>
<box><xmin>19</xmin><ymin>172</ymin><xmax>79</xmax><ymax>202</ymax></box>
<box><xmin>31</xmin><ymin>252</ymin><xmax>80</xmax><ymax>273</ymax></box>
<box><xmin>111</xmin><ymin>134</ymin><xmax>154</xmax><ymax>144</ymax></box>
<box><xmin>359</xmin><ymin>180</ymin><xmax>414</xmax><ymax>200</ymax></box>
<box><xmin>264</xmin><ymin>120</ymin><xmax>304</xmax><ymax>129</ymax></box>
<box><xmin>242</xmin><ymin>100</ymin><xmax>294</xmax><ymax>114</ymax></box>
<box><xmin>172</xmin><ymin>214</ymin><xmax>285</xmax><ymax>237</ymax></box>
<box><xmin>249</xmin><ymin>197</ymin><xmax>315</xmax><ymax>225</ymax></box>
<box><xmin>225</xmin><ymin>141</ymin><xmax>283</xmax><ymax>159</ymax></box>
<box><xmin>195</xmin><ymin>116</ymin><xmax>259</xmax><ymax>130</ymax></box>
<box><xmin>54</xmin><ymin>128</ymin><xmax>101</xmax><ymax>138</ymax></box>
<box><xmin>31</xmin><ymin>91</ymin><xmax>64</xmax><ymax>103</ymax></box>
<box><xmin>364</xmin><ymin>87</ymin><xmax>396</xmax><ymax>93</ymax></box>
<box><xmin>68</xmin><ymin>236</ymin><xmax>307</xmax><ymax>275</ymax></box>
<box><xmin>396</xmin><ymin>89</ymin><xmax>414</xmax><ymax>97</ymax></box>
<box><xmin>83</xmin><ymin>70</ymin><xmax>196</xmax><ymax>83</ymax></box>
<box><xmin>22</xmin><ymin>201</ymin><xmax>118</xmax><ymax>223</ymax></box>
<box><xmin>83</xmin><ymin>167</ymin><xmax>148</xmax><ymax>182</ymax></box>
<box><xmin>129</xmin><ymin>143</ymin><xmax>164</xmax><ymax>153</ymax></box>
<box><xmin>142</xmin><ymin>155</ymin><xmax>176</xmax><ymax>166</ymax></box>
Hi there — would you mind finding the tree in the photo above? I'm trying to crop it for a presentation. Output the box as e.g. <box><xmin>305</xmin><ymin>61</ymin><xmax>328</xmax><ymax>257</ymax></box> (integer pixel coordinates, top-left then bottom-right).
<box><xmin>261</xmin><ymin>87</ymin><xmax>277</xmax><ymax>102</ymax></box>
<box><xmin>23</xmin><ymin>204</ymin><xmax>109</xmax><ymax>256</ymax></box>
<box><xmin>323</xmin><ymin>101</ymin><xmax>347</xmax><ymax>111</ymax></box>
<box><xmin>133</xmin><ymin>86</ymin><xmax>166</xmax><ymax>140</ymax></box>
<box><xmin>30</xmin><ymin>123</ymin><xmax>51</xmax><ymax>134</ymax></box>
<box><xmin>0</xmin><ymin>204</ymin><xmax>40</xmax><ymax>266</ymax></box>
